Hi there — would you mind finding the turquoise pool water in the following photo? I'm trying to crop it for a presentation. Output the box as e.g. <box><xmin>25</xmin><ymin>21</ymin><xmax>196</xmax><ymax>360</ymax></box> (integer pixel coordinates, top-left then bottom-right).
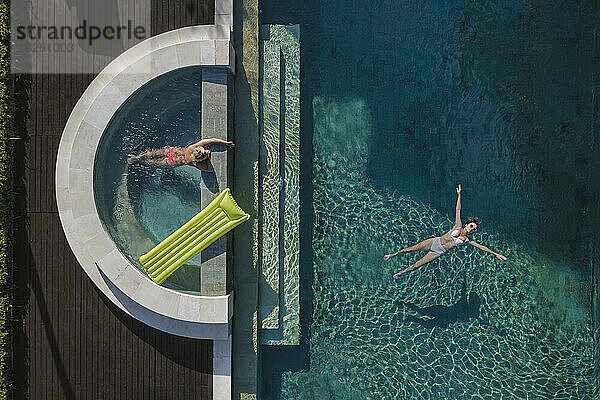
<box><xmin>94</xmin><ymin>67</ymin><xmax>207</xmax><ymax>293</ymax></box>
<box><xmin>261</xmin><ymin>0</ymin><xmax>598</xmax><ymax>398</ymax></box>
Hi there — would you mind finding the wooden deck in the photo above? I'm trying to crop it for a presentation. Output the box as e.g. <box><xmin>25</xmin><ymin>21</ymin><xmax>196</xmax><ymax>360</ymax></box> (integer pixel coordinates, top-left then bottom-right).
<box><xmin>13</xmin><ymin>1</ymin><xmax>216</xmax><ymax>398</ymax></box>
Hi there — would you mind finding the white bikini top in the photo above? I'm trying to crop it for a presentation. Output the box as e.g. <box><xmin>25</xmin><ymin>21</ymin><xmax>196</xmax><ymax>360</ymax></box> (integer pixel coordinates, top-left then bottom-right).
<box><xmin>450</xmin><ymin>228</ymin><xmax>468</xmax><ymax>246</ymax></box>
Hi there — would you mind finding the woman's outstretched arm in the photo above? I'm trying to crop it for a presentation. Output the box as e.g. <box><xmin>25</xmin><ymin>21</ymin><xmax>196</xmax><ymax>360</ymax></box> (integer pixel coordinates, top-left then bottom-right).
<box><xmin>454</xmin><ymin>184</ymin><xmax>462</xmax><ymax>227</ymax></box>
<box><xmin>193</xmin><ymin>138</ymin><xmax>235</xmax><ymax>147</ymax></box>
<box><xmin>469</xmin><ymin>240</ymin><xmax>507</xmax><ymax>260</ymax></box>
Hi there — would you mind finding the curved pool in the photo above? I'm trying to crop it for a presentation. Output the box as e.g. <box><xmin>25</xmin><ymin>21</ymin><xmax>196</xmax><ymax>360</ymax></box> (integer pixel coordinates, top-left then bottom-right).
<box><xmin>94</xmin><ymin>66</ymin><xmax>206</xmax><ymax>294</ymax></box>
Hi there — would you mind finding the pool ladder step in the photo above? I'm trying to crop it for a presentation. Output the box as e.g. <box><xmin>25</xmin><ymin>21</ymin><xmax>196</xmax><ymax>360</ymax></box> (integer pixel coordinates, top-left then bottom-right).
<box><xmin>258</xmin><ymin>24</ymin><xmax>300</xmax><ymax>346</ymax></box>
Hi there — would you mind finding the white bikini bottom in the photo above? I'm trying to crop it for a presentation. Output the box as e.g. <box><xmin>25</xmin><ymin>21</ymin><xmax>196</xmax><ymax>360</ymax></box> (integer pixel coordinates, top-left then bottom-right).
<box><xmin>430</xmin><ymin>237</ymin><xmax>447</xmax><ymax>255</ymax></box>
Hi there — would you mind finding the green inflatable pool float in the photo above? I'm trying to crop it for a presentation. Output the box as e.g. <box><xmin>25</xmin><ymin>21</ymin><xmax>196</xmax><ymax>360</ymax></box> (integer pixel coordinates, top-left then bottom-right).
<box><xmin>140</xmin><ymin>188</ymin><xmax>250</xmax><ymax>285</ymax></box>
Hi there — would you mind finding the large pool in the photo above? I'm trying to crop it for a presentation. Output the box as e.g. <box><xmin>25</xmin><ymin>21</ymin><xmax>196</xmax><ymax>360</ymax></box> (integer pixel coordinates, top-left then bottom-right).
<box><xmin>261</xmin><ymin>0</ymin><xmax>597</xmax><ymax>398</ymax></box>
<box><xmin>94</xmin><ymin>67</ymin><xmax>207</xmax><ymax>293</ymax></box>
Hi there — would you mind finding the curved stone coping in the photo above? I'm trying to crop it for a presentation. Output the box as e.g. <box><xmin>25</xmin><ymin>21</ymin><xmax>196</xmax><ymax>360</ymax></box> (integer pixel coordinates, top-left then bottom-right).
<box><xmin>56</xmin><ymin>26</ymin><xmax>236</xmax><ymax>338</ymax></box>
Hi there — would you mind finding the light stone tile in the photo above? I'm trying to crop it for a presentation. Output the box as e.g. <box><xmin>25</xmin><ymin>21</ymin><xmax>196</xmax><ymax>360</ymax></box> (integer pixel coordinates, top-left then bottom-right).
<box><xmin>56</xmin><ymin>186</ymin><xmax>71</xmax><ymax>212</ymax></box>
<box><xmin>113</xmin><ymin>265</ymin><xmax>144</xmax><ymax>295</ymax></box>
<box><xmin>72</xmin><ymin>213</ymin><xmax>104</xmax><ymax>242</ymax></box>
<box><xmin>129</xmin><ymin>279</ymin><xmax>171</xmax><ymax>316</ymax></box>
<box><xmin>71</xmin><ymin>80</ymin><xmax>109</xmax><ymax>116</ymax></box>
<box><xmin>150</xmin><ymin>45</ymin><xmax>180</xmax><ymax>74</ymax></box>
<box><xmin>69</xmin><ymin>122</ymin><xmax>101</xmax><ymax>170</ymax></box>
<box><xmin>98</xmin><ymin>248</ymin><xmax>130</xmax><ymax>277</ymax></box>
<box><xmin>213</xmin><ymin>375</ymin><xmax>232</xmax><ymax>400</ymax></box>
<box><xmin>111</xmin><ymin>67</ymin><xmax>148</xmax><ymax>99</ymax></box>
<box><xmin>69</xmin><ymin>147</ymin><xmax>95</xmax><ymax>172</ymax></box>
<box><xmin>199</xmin><ymin>40</ymin><xmax>217</xmax><ymax>65</ymax></box>
<box><xmin>215</xmin><ymin>0</ymin><xmax>233</xmax><ymax>15</ymax></box>
<box><xmin>152</xmin><ymin>29</ymin><xmax>183</xmax><ymax>49</ymax></box>
<box><xmin>215</xmin><ymin>40</ymin><xmax>230</xmax><ymax>66</ymax></box>
<box><xmin>96</xmin><ymin>44</ymin><xmax>149</xmax><ymax>84</ymax></box>
<box><xmin>94</xmin><ymin>71</ymin><xmax>120</xmax><ymax>88</ymax></box>
<box><xmin>179</xmin><ymin>25</ymin><xmax>230</xmax><ymax>42</ymax></box>
<box><xmin>84</xmin><ymin>231</ymin><xmax>117</xmax><ymax>261</ymax></box>
<box><xmin>213</xmin><ymin>296</ymin><xmax>230</xmax><ymax>322</ymax></box>
<box><xmin>213</xmin><ymin>374</ymin><xmax>232</xmax><ymax>395</ymax></box>
<box><xmin>199</xmin><ymin>299</ymin><xmax>216</xmax><ymax>321</ymax></box>
<box><xmin>68</xmin><ymin>168</ymin><xmax>92</xmax><ymax>193</ymax></box>
<box><xmin>133</xmin><ymin>281</ymin><xmax>180</xmax><ymax>317</ymax></box>
<box><xmin>175</xmin><ymin>41</ymin><xmax>202</xmax><ymax>67</ymax></box>
<box><xmin>116</xmin><ymin>37</ymin><xmax>154</xmax><ymax>63</ymax></box>
<box><xmin>76</xmin><ymin>121</ymin><xmax>103</xmax><ymax>149</ymax></box>
<box><xmin>58</xmin><ymin>209</ymin><xmax>75</xmax><ymax>235</ymax></box>
<box><xmin>118</xmin><ymin>65</ymin><xmax>155</xmax><ymax>94</ymax></box>
<box><xmin>129</xmin><ymin>54</ymin><xmax>160</xmax><ymax>82</ymax></box>
<box><xmin>55</xmin><ymin>157</ymin><xmax>70</xmax><ymax>188</ymax></box>
<box><xmin>70</xmin><ymin>191</ymin><xmax>96</xmax><ymax>219</ymax></box>
<box><xmin>59</xmin><ymin>118</ymin><xmax>82</xmax><ymax>152</ymax></box>
<box><xmin>215</xmin><ymin>14</ymin><xmax>233</xmax><ymax>28</ymax></box>
<box><xmin>83</xmin><ymin>81</ymin><xmax>125</xmax><ymax>131</ymax></box>
<box><xmin>178</xmin><ymin>295</ymin><xmax>201</xmax><ymax>320</ymax></box>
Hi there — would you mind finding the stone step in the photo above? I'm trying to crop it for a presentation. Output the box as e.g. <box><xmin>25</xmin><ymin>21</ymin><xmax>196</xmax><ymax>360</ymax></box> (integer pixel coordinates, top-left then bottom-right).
<box><xmin>258</xmin><ymin>38</ymin><xmax>282</xmax><ymax>330</ymax></box>
<box><xmin>258</xmin><ymin>24</ymin><xmax>300</xmax><ymax>346</ymax></box>
<box><xmin>200</xmin><ymin>67</ymin><xmax>230</xmax><ymax>296</ymax></box>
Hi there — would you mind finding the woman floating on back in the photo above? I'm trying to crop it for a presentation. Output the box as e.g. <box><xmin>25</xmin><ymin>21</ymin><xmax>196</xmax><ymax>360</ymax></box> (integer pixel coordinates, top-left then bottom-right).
<box><xmin>128</xmin><ymin>138</ymin><xmax>234</xmax><ymax>172</ymax></box>
<box><xmin>384</xmin><ymin>185</ymin><xmax>506</xmax><ymax>279</ymax></box>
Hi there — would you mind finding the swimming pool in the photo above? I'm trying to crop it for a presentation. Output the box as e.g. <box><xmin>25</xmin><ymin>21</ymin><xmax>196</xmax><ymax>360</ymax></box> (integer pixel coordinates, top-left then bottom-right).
<box><xmin>94</xmin><ymin>66</ymin><xmax>207</xmax><ymax>294</ymax></box>
<box><xmin>260</xmin><ymin>0</ymin><xmax>597</xmax><ymax>398</ymax></box>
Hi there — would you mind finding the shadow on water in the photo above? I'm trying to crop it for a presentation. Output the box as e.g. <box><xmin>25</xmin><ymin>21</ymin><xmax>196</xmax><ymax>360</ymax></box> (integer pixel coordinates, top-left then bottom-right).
<box><xmin>456</xmin><ymin>0</ymin><xmax>600</xmax><ymax>265</ymax></box>
<box><xmin>402</xmin><ymin>279</ymin><xmax>481</xmax><ymax>329</ymax></box>
<box><xmin>201</xmin><ymin>143</ymin><xmax>229</xmax><ymax>193</ymax></box>
<box><xmin>261</xmin><ymin>341</ymin><xmax>310</xmax><ymax>400</ymax></box>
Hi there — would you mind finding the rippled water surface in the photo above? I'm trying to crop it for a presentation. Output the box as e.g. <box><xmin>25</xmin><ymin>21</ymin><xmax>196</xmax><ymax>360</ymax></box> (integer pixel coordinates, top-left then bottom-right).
<box><xmin>94</xmin><ymin>67</ymin><xmax>206</xmax><ymax>293</ymax></box>
<box><xmin>261</xmin><ymin>0</ymin><xmax>598</xmax><ymax>398</ymax></box>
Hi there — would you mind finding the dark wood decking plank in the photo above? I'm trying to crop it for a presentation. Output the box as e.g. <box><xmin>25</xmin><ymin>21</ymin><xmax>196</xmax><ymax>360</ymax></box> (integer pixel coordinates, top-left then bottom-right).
<box><xmin>155</xmin><ymin>330</ymin><xmax>165</xmax><ymax>398</ymax></box>
<box><xmin>136</xmin><ymin>321</ymin><xmax>143</xmax><ymax>397</ymax></box>
<box><xmin>83</xmin><ymin>274</ymin><xmax>92</xmax><ymax>400</ymax></box>
<box><xmin>169</xmin><ymin>0</ymin><xmax>176</xmax><ymax>32</ymax></box>
<box><xmin>46</xmin><ymin>213</ymin><xmax>56</xmax><ymax>400</ymax></box>
<box><xmin>43</xmin><ymin>213</ymin><xmax>52</xmax><ymax>399</ymax></box>
<box><xmin>74</xmin><ymin>244</ymin><xmax>82</xmax><ymax>399</ymax></box>
<box><xmin>177</xmin><ymin>337</ymin><xmax>185</xmax><ymax>396</ymax></box>
<box><xmin>202</xmin><ymin>339</ymin><xmax>211</xmax><ymax>397</ymax></box>
<box><xmin>117</xmin><ymin>316</ymin><xmax>126</xmax><ymax>400</ymax></box>
<box><xmin>41</xmin><ymin>136</ymin><xmax>48</xmax><ymax>210</ymax></box>
<box><xmin>30</xmin><ymin>214</ymin><xmax>38</xmax><ymax>400</ymax></box>
<box><xmin>63</xmin><ymin>211</ymin><xmax>73</xmax><ymax>398</ymax></box>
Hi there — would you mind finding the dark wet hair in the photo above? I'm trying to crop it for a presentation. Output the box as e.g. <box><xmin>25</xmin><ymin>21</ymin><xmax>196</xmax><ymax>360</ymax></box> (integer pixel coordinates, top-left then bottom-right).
<box><xmin>193</xmin><ymin>147</ymin><xmax>209</xmax><ymax>161</ymax></box>
<box><xmin>463</xmin><ymin>217</ymin><xmax>479</xmax><ymax>228</ymax></box>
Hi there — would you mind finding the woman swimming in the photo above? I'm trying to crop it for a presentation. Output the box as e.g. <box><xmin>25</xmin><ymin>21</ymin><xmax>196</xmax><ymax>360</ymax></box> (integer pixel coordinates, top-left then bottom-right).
<box><xmin>384</xmin><ymin>185</ymin><xmax>507</xmax><ymax>279</ymax></box>
<box><xmin>128</xmin><ymin>138</ymin><xmax>234</xmax><ymax>172</ymax></box>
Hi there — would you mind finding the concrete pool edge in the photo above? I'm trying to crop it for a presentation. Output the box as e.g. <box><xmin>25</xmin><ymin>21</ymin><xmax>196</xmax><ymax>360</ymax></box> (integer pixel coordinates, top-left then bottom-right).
<box><xmin>56</xmin><ymin>26</ymin><xmax>235</xmax><ymax>341</ymax></box>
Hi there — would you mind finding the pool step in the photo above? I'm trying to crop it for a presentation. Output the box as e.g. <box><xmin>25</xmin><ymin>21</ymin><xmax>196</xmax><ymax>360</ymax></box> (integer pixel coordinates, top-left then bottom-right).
<box><xmin>200</xmin><ymin>67</ymin><xmax>231</xmax><ymax>296</ymax></box>
<box><xmin>258</xmin><ymin>24</ymin><xmax>300</xmax><ymax>346</ymax></box>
